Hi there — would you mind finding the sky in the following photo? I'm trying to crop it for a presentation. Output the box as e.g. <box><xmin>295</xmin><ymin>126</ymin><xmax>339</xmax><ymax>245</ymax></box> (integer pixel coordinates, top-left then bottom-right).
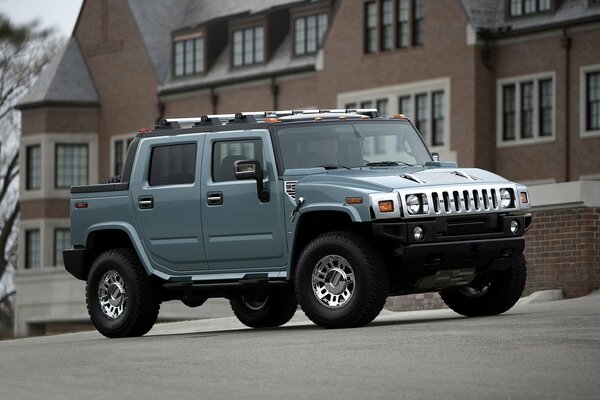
<box><xmin>0</xmin><ymin>0</ymin><xmax>84</xmax><ymax>37</ymax></box>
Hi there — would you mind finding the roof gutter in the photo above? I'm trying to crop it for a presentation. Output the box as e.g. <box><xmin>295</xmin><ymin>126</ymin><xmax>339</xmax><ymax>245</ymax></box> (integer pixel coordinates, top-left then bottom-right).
<box><xmin>158</xmin><ymin>64</ymin><xmax>316</xmax><ymax>97</ymax></box>
<box><xmin>484</xmin><ymin>14</ymin><xmax>600</xmax><ymax>39</ymax></box>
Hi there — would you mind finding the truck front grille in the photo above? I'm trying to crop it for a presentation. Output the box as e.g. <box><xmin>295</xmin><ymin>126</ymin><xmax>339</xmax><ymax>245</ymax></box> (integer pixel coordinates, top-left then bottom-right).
<box><xmin>397</xmin><ymin>184</ymin><xmax>518</xmax><ymax>218</ymax></box>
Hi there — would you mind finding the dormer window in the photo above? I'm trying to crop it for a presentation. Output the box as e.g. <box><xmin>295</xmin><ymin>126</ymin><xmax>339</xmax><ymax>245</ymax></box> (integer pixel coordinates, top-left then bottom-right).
<box><xmin>232</xmin><ymin>26</ymin><xmax>265</xmax><ymax>67</ymax></box>
<box><xmin>294</xmin><ymin>13</ymin><xmax>328</xmax><ymax>56</ymax></box>
<box><xmin>509</xmin><ymin>0</ymin><xmax>552</xmax><ymax>17</ymax></box>
<box><xmin>173</xmin><ymin>33</ymin><xmax>205</xmax><ymax>77</ymax></box>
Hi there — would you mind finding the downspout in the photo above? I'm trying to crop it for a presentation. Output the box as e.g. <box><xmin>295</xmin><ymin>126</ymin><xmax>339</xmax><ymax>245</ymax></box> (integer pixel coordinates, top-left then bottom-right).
<box><xmin>271</xmin><ymin>76</ymin><xmax>279</xmax><ymax>110</ymax></box>
<box><xmin>479</xmin><ymin>29</ymin><xmax>496</xmax><ymax>172</ymax></box>
<box><xmin>156</xmin><ymin>99</ymin><xmax>165</xmax><ymax>125</ymax></box>
<box><xmin>561</xmin><ymin>27</ymin><xmax>571</xmax><ymax>182</ymax></box>
<box><xmin>210</xmin><ymin>87</ymin><xmax>219</xmax><ymax>114</ymax></box>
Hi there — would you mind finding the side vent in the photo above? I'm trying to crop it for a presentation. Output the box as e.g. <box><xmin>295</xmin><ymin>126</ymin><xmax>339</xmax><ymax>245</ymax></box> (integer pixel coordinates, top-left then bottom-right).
<box><xmin>285</xmin><ymin>181</ymin><xmax>297</xmax><ymax>200</ymax></box>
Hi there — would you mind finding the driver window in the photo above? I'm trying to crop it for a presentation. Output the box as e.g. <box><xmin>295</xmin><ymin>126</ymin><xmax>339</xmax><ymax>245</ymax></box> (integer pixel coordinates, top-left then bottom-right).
<box><xmin>212</xmin><ymin>139</ymin><xmax>265</xmax><ymax>182</ymax></box>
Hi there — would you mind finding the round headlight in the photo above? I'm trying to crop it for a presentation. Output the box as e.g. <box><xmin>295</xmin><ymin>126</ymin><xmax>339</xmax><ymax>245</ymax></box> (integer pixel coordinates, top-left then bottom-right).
<box><xmin>406</xmin><ymin>194</ymin><xmax>421</xmax><ymax>214</ymax></box>
<box><xmin>500</xmin><ymin>189</ymin><xmax>512</xmax><ymax>208</ymax></box>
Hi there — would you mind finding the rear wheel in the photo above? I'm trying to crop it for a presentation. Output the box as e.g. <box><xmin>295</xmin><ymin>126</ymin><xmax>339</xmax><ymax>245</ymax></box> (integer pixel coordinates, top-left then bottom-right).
<box><xmin>295</xmin><ymin>231</ymin><xmax>388</xmax><ymax>329</ymax></box>
<box><xmin>86</xmin><ymin>248</ymin><xmax>160</xmax><ymax>338</ymax></box>
<box><xmin>440</xmin><ymin>254</ymin><xmax>527</xmax><ymax>317</ymax></box>
<box><xmin>230</xmin><ymin>293</ymin><xmax>297</xmax><ymax>328</ymax></box>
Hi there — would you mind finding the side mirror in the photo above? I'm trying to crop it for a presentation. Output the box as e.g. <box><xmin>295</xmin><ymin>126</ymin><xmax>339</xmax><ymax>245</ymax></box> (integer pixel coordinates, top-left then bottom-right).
<box><xmin>234</xmin><ymin>160</ymin><xmax>269</xmax><ymax>202</ymax></box>
<box><xmin>431</xmin><ymin>152</ymin><xmax>440</xmax><ymax>162</ymax></box>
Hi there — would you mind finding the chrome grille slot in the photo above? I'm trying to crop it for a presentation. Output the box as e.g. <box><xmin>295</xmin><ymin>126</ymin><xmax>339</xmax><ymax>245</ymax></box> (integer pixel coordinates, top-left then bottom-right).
<box><xmin>285</xmin><ymin>181</ymin><xmax>297</xmax><ymax>200</ymax></box>
<box><xmin>432</xmin><ymin>192</ymin><xmax>440</xmax><ymax>213</ymax></box>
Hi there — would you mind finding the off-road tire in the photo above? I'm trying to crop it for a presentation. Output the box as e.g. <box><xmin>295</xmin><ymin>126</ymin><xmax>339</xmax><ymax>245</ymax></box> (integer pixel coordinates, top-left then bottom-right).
<box><xmin>86</xmin><ymin>248</ymin><xmax>160</xmax><ymax>338</ymax></box>
<box><xmin>100</xmin><ymin>175</ymin><xmax>122</xmax><ymax>184</ymax></box>
<box><xmin>230</xmin><ymin>293</ymin><xmax>297</xmax><ymax>328</ymax></box>
<box><xmin>440</xmin><ymin>254</ymin><xmax>527</xmax><ymax>317</ymax></box>
<box><xmin>295</xmin><ymin>231</ymin><xmax>389</xmax><ymax>329</ymax></box>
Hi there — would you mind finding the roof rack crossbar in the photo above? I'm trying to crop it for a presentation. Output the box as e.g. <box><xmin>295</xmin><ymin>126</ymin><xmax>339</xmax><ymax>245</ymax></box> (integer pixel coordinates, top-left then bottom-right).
<box><xmin>163</xmin><ymin>108</ymin><xmax>380</xmax><ymax>127</ymax></box>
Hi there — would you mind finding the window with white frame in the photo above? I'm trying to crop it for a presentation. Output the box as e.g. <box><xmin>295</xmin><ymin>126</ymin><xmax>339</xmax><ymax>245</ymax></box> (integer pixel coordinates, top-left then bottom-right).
<box><xmin>25</xmin><ymin>229</ymin><xmax>40</xmax><ymax>269</ymax></box>
<box><xmin>233</xmin><ymin>26</ymin><xmax>264</xmax><ymax>67</ymax></box>
<box><xmin>340</xmin><ymin>79</ymin><xmax>450</xmax><ymax>150</ymax></box>
<box><xmin>380</xmin><ymin>0</ymin><xmax>393</xmax><ymax>51</ymax></box>
<box><xmin>54</xmin><ymin>228</ymin><xmax>70</xmax><ymax>266</ymax></box>
<box><xmin>173</xmin><ymin>34</ymin><xmax>204</xmax><ymax>77</ymax></box>
<box><xmin>498</xmin><ymin>73</ymin><xmax>555</xmax><ymax>145</ymax></box>
<box><xmin>113</xmin><ymin>136</ymin><xmax>135</xmax><ymax>176</ymax></box>
<box><xmin>26</xmin><ymin>144</ymin><xmax>41</xmax><ymax>190</ymax></box>
<box><xmin>581</xmin><ymin>67</ymin><xmax>600</xmax><ymax>136</ymax></box>
<box><xmin>509</xmin><ymin>0</ymin><xmax>552</xmax><ymax>17</ymax></box>
<box><xmin>55</xmin><ymin>143</ymin><xmax>89</xmax><ymax>188</ymax></box>
<box><xmin>294</xmin><ymin>13</ymin><xmax>328</xmax><ymax>56</ymax></box>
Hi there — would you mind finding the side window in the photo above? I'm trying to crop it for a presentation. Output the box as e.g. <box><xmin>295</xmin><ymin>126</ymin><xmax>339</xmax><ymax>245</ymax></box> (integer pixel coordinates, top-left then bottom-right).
<box><xmin>212</xmin><ymin>139</ymin><xmax>264</xmax><ymax>182</ymax></box>
<box><xmin>149</xmin><ymin>143</ymin><xmax>197</xmax><ymax>186</ymax></box>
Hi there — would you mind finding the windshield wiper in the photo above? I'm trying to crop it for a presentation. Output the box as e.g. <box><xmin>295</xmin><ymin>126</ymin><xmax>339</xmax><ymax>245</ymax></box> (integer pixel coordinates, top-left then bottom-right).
<box><xmin>364</xmin><ymin>161</ymin><xmax>414</xmax><ymax>167</ymax></box>
<box><xmin>319</xmin><ymin>164</ymin><xmax>352</xmax><ymax>170</ymax></box>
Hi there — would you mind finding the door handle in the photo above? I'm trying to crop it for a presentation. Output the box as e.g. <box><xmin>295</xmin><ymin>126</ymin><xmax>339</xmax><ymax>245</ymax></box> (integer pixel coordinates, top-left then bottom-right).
<box><xmin>138</xmin><ymin>196</ymin><xmax>154</xmax><ymax>209</ymax></box>
<box><xmin>207</xmin><ymin>192</ymin><xmax>223</xmax><ymax>206</ymax></box>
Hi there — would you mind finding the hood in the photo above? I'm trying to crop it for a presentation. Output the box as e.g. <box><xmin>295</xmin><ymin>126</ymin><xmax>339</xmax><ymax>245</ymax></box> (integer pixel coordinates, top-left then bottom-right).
<box><xmin>290</xmin><ymin>166</ymin><xmax>510</xmax><ymax>192</ymax></box>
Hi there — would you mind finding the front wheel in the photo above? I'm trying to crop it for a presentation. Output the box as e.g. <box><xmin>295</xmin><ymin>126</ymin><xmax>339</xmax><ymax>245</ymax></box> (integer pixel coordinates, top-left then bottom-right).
<box><xmin>86</xmin><ymin>248</ymin><xmax>160</xmax><ymax>338</ymax></box>
<box><xmin>440</xmin><ymin>254</ymin><xmax>527</xmax><ymax>317</ymax></box>
<box><xmin>230</xmin><ymin>293</ymin><xmax>297</xmax><ymax>328</ymax></box>
<box><xmin>295</xmin><ymin>231</ymin><xmax>389</xmax><ymax>329</ymax></box>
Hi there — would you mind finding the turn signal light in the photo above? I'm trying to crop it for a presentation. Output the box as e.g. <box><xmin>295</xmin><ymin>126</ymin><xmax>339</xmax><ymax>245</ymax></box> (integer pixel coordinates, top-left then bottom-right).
<box><xmin>75</xmin><ymin>202</ymin><xmax>88</xmax><ymax>209</ymax></box>
<box><xmin>345</xmin><ymin>197</ymin><xmax>363</xmax><ymax>205</ymax></box>
<box><xmin>520</xmin><ymin>192</ymin><xmax>528</xmax><ymax>204</ymax></box>
<box><xmin>378</xmin><ymin>200</ymin><xmax>394</xmax><ymax>213</ymax></box>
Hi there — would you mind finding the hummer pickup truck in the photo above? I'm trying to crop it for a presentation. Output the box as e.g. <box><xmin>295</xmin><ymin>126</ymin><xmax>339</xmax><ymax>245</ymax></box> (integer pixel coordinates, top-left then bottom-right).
<box><xmin>64</xmin><ymin>109</ymin><xmax>532</xmax><ymax>338</ymax></box>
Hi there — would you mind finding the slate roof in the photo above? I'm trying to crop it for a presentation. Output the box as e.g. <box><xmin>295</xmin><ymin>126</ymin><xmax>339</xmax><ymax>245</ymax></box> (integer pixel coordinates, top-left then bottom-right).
<box><xmin>460</xmin><ymin>0</ymin><xmax>600</xmax><ymax>32</ymax></box>
<box><xmin>18</xmin><ymin>0</ymin><xmax>600</xmax><ymax>108</ymax></box>
<box><xmin>16</xmin><ymin>37</ymin><xmax>99</xmax><ymax>109</ymax></box>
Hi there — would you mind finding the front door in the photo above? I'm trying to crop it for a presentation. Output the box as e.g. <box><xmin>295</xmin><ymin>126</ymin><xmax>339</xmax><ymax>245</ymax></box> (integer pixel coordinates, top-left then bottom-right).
<box><xmin>201</xmin><ymin>130</ymin><xmax>287</xmax><ymax>271</ymax></box>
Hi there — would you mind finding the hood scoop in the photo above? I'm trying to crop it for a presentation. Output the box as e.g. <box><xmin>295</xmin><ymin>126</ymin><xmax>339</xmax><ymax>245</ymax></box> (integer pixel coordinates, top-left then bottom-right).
<box><xmin>452</xmin><ymin>170</ymin><xmax>476</xmax><ymax>180</ymax></box>
<box><xmin>400</xmin><ymin>173</ymin><xmax>427</xmax><ymax>184</ymax></box>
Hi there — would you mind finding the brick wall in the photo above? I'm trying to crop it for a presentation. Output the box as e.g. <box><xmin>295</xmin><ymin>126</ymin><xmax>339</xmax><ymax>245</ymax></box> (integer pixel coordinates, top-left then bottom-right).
<box><xmin>385</xmin><ymin>205</ymin><xmax>600</xmax><ymax>312</ymax></box>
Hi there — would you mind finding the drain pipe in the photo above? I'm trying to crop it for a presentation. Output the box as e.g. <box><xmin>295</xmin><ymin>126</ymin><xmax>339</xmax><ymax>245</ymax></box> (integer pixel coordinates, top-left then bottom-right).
<box><xmin>561</xmin><ymin>27</ymin><xmax>572</xmax><ymax>182</ymax></box>
<box><xmin>210</xmin><ymin>87</ymin><xmax>219</xmax><ymax>114</ymax></box>
<box><xmin>271</xmin><ymin>76</ymin><xmax>279</xmax><ymax>110</ymax></box>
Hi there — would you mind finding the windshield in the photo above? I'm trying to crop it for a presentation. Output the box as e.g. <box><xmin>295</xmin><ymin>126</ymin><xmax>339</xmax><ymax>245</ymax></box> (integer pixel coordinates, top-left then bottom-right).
<box><xmin>275</xmin><ymin>120</ymin><xmax>432</xmax><ymax>170</ymax></box>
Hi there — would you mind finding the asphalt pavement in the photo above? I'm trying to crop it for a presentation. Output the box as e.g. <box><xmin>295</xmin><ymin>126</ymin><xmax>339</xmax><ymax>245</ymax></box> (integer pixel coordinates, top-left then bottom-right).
<box><xmin>1</xmin><ymin>291</ymin><xmax>599</xmax><ymax>400</ymax></box>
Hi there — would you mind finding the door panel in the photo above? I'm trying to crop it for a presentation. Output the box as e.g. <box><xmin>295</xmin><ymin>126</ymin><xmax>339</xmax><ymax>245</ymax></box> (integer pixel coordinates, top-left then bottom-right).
<box><xmin>130</xmin><ymin>136</ymin><xmax>207</xmax><ymax>273</ymax></box>
<box><xmin>201</xmin><ymin>130</ymin><xmax>287</xmax><ymax>271</ymax></box>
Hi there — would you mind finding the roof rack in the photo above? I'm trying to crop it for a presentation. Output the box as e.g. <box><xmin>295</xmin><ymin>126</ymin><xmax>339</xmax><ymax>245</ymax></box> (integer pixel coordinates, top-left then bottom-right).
<box><xmin>162</xmin><ymin>109</ymin><xmax>380</xmax><ymax>127</ymax></box>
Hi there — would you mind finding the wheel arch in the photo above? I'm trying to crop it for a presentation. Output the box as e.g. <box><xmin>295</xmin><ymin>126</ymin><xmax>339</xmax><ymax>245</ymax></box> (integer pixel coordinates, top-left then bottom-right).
<box><xmin>82</xmin><ymin>223</ymin><xmax>154</xmax><ymax>279</ymax></box>
<box><xmin>289</xmin><ymin>210</ymin><xmax>371</xmax><ymax>277</ymax></box>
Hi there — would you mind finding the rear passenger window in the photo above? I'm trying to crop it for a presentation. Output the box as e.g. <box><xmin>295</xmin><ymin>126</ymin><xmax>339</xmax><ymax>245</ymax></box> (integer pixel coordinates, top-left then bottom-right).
<box><xmin>212</xmin><ymin>140</ymin><xmax>264</xmax><ymax>182</ymax></box>
<box><xmin>149</xmin><ymin>143</ymin><xmax>197</xmax><ymax>186</ymax></box>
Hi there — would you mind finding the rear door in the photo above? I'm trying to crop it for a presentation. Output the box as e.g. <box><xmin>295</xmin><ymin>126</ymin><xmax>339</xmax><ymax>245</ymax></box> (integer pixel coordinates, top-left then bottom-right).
<box><xmin>201</xmin><ymin>130</ymin><xmax>287</xmax><ymax>271</ymax></box>
<box><xmin>130</xmin><ymin>134</ymin><xmax>207</xmax><ymax>274</ymax></box>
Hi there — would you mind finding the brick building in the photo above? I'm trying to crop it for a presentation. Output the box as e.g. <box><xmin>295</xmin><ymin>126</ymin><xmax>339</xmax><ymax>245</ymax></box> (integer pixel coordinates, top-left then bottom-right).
<box><xmin>14</xmin><ymin>0</ymin><xmax>600</xmax><ymax>334</ymax></box>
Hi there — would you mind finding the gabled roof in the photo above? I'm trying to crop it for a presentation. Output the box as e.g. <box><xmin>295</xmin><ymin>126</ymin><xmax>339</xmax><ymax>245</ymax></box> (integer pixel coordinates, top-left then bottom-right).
<box><xmin>127</xmin><ymin>0</ymin><xmax>190</xmax><ymax>83</ymax></box>
<box><xmin>16</xmin><ymin>37</ymin><xmax>99</xmax><ymax>110</ymax></box>
<box><xmin>461</xmin><ymin>0</ymin><xmax>600</xmax><ymax>33</ymax></box>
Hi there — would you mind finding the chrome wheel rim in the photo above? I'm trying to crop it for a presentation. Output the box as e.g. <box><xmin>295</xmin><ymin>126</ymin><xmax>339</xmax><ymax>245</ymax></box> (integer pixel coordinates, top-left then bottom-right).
<box><xmin>98</xmin><ymin>270</ymin><xmax>128</xmax><ymax>319</ymax></box>
<box><xmin>241</xmin><ymin>295</ymin><xmax>269</xmax><ymax>311</ymax></box>
<box><xmin>312</xmin><ymin>255</ymin><xmax>355</xmax><ymax>309</ymax></box>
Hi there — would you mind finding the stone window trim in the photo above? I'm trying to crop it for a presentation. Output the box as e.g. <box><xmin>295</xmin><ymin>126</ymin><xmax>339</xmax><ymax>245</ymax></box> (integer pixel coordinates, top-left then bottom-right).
<box><xmin>496</xmin><ymin>72</ymin><xmax>556</xmax><ymax>148</ymax></box>
<box><xmin>172</xmin><ymin>30</ymin><xmax>206</xmax><ymax>78</ymax></box>
<box><xmin>110</xmin><ymin>133</ymin><xmax>136</xmax><ymax>177</ymax></box>
<box><xmin>18</xmin><ymin>218</ymin><xmax>70</xmax><ymax>272</ymax></box>
<box><xmin>19</xmin><ymin>133</ymin><xmax>99</xmax><ymax>201</ymax></box>
<box><xmin>337</xmin><ymin>77</ymin><xmax>455</xmax><ymax>161</ymax></box>
<box><xmin>580</xmin><ymin>64</ymin><xmax>600</xmax><ymax>138</ymax></box>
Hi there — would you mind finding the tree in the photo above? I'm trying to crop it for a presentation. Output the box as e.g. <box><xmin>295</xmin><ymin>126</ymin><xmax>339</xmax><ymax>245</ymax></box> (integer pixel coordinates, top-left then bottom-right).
<box><xmin>0</xmin><ymin>14</ymin><xmax>58</xmax><ymax>331</ymax></box>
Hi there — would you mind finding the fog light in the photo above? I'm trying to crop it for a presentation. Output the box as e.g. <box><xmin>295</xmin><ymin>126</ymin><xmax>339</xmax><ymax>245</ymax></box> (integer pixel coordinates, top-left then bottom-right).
<box><xmin>413</xmin><ymin>226</ymin><xmax>424</xmax><ymax>241</ymax></box>
<box><xmin>510</xmin><ymin>220</ymin><xmax>519</xmax><ymax>235</ymax></box>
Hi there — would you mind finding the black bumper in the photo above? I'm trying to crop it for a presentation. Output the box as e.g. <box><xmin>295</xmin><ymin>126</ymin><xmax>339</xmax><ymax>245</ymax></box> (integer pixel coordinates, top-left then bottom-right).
<box><xmin>373</xmin><ymin>213</ymin><xmax>530</xmax><ymax>275</ymax></box>
<box><xmin>63</xmin><ymin>249</ymin><xmax>87</xmax><ymax>280</ymax></box>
